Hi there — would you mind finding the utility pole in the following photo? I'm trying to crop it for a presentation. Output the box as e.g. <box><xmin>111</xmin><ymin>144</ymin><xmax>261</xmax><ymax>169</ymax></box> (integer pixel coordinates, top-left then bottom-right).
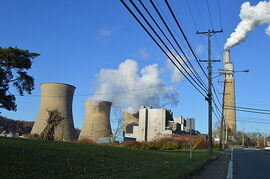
<box><xmin>257</xmin><ymin>129</ymin><xmax>260</xmax><ymax>148</ymax></box>
<box><xmin>219</xmin><ymin>81</ymin><xmax>226</xmax><ymax>151</ymax></box>
<box><xmin>197</xmin><ymin>29</ymin><xmax>223</xmax><ymax>154</ymax></box>
<box><xmin>242</xmin><ymin>129</ymin><xmax>245</xmax><ymax>147</ymax></box>
<box><xmin>189</xmin><ymin>118</ymin><xmax>192</xmax><ymax>160</ymax></box>
<box><xmin>264</xmin><ymin>132</ymin><xmax>266</xmax><ymax>147</ymax></box>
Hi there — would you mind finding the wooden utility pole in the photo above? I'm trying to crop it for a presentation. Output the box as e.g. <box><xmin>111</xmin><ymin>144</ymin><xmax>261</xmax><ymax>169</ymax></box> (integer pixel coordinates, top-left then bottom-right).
<box><xmin>242</xmin><ymin>129</ymin><xmax>245</xmax><ymax>147</ymax></box>
<box><xmin>197</xmin><ymin>29</ymin><xmax>223</xmax><ymax>154</ymax></box>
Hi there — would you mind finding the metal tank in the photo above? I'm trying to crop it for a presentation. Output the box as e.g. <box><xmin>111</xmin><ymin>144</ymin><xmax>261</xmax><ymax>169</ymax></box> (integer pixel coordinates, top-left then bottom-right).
<box><xmin>79</xmin><ymin>100</ymin><xmax>112</xmax><ymax>141</ymax></box>
<box><xmin>31</xmin><ymin>82</ymin><xmax>76</xmax><ymax>141</ymax></box>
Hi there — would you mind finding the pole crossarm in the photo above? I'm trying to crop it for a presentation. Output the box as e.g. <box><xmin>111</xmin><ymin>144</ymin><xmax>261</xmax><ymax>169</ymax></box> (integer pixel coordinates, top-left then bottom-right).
<box><xmin>199</xmin><ymin>60</ymin><xmax>221</xmax><ymax>62</ymax></box>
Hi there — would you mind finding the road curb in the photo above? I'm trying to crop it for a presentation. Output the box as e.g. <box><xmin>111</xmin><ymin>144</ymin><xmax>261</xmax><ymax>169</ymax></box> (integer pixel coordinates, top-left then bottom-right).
<box><xmin>226</xmin><ymin>147</ymin><xmax>233</xmax><ymax>179</ymax></box>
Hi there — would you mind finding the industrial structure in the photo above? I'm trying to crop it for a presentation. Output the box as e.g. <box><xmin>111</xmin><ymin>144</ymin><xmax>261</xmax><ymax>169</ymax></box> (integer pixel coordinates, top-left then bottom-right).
<box><xmin>124</xmin><ymin>106</ymin><xmax>197</xmax><ymax>141</ymax></box>
<box><xmin>223</xmin><ymin>49</ymin><xmax>236</xmax><ymax>134</ymax></box>
<box><xmin>123</xmin><ymin>112</ymin><xmax>139</xmax><ymax>135</ymax></box>
<box><xmin>31</xmin><ymin>82</ymin><xmax>76</xmax><ymax>141</ymax></box>
<box><xmin>79</xmin><ymin>100</ymin><xmax>112</xmax><ymax>141</ymax></box>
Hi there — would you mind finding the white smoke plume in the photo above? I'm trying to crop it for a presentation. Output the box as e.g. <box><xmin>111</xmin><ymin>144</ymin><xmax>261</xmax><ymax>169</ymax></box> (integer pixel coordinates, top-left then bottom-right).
<box><xmin>91</xmin><ymin>59</ymin><xmax>179</xmax><ymax>113</ymax></box>
<box><xmin>167</xmin><ymin>50</ymin><xmax>191</xmax><ymax>83</ymax></box>
<box><xmin>224</xmin><ymin>1</ymin><xmax>270</xmax><ymax>50</ymax></box>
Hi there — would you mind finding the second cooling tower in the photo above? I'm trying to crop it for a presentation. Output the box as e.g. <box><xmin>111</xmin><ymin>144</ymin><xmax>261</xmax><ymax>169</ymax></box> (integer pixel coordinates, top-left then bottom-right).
<box><xmin>79</xmin><ymin>100</ymin><xmax>112</xmax><ymax>141</ymax></box>
<box><xmin>31</xmin><ymin>82</ymin><xmax>76</xmax><ymax>141</ymax></box>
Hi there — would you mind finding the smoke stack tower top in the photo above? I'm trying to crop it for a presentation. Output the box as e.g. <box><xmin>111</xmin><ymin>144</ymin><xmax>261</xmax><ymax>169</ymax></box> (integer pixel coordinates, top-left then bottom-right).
<box><xmin>223</xmin><ymin>50</ymin><xmax>234</xmax><ymax>80</ymax></box>
<box><xmin>223</xmin><ymin>49</ymin><xmax>231</xmax><ymax>63</ymax></box>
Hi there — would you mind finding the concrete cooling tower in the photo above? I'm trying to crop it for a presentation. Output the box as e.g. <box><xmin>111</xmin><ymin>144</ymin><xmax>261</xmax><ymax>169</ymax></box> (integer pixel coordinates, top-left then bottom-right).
<box><xmin>31</xmin><ymin>82</ymin><xmax>76</xmax><ymax>141</ymax></box>
<box><xmin>123</xmin><ymin>112</ymin><xmax>139</xmax><ymax>134</ymax></box>
<box><xmin>79</xmin><ymin>100</ymin><xmax>112</xmax><ymax>141</ymax></box>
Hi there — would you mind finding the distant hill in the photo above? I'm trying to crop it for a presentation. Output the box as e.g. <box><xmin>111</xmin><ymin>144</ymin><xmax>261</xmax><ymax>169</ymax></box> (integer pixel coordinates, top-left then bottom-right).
<box><xmin>0</xmin><ymin>116</ymin><xmax>81</xmax><ymax>137</ymax></box>
<box><xmin>0</xmin><ymin>116</ymin><xmax>34</xmax><ymax>135</ymax></box>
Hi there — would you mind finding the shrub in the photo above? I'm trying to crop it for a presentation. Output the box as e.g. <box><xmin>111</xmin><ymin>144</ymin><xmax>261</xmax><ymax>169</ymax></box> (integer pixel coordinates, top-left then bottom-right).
<box><xmin>121</xmin><ymin>134</ymin><xmax>210</xmax><ymax>150</ymax></box>
<box><xmin>23</xmin><ymin>133</ymin><xmax>40</xmax><ymax>139</ymax></box>
<box><xmin>73</xmin><ymin>139</ymin><xmax>96</xmax><ymax>144</ymax></box>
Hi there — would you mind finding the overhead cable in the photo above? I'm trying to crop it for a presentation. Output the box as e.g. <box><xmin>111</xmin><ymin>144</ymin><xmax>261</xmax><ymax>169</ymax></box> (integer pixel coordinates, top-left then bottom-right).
<box><xmin>120</xmin><ymin>0</ymin><xmax>207</xmax><ymax>98</ymax></box>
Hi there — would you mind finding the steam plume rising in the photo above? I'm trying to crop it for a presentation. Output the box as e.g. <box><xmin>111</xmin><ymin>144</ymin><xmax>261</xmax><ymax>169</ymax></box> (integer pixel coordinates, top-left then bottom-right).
<box><xmin>91</xmin><ymin>59</ymin><xmax>179</xmax><ymax>113</ymax></box>
<box><xmin>224</xmin><ymin>1</ymin><xmax>270</xmax><ymax>50</ymax></box>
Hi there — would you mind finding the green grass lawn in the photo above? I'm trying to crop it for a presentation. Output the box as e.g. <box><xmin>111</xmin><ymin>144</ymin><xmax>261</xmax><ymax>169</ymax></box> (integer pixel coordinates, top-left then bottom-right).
<box><xmin>0</xmin><ymin>137</ymin><xmax>218</xmax><ymax>178</ymax></box>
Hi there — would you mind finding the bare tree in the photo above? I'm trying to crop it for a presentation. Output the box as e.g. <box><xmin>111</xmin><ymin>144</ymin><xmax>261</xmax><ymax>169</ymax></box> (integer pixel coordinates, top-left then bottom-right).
<box><xmin>107</xmin><ymin>106</ymin><xmax>124</xmax><ymax>143</ymax></box>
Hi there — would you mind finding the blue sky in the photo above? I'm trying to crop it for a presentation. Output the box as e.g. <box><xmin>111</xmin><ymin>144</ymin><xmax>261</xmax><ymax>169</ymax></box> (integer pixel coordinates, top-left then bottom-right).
<box><xmin>0</xmin><ymin>0</ymin><xmax>269</xmax><ymax>134</ymax></box>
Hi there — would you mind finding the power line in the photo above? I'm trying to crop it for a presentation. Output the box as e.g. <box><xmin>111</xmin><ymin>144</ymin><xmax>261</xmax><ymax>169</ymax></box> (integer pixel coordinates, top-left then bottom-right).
<box><xmin>139</xmin><ymin>0</ymin><xmax>208</xmax><ymax>91</ymax></box>
<box><xmin>238</xmin><ymin>116</ymin><xmax>270</xmax><ymax>121</ymax></box>
<box><xmin>213</xmin><ymin>99</ymin><xmax>222</xmax><ymax>115</ymax></box>
<box><xmin>205</xmin><ymin>0</ymin><xmax>223</xmax><ymax>57</ymax></box>
<box><xmin>212</xmin><ymin>84</ymin><xmax>222</xmax><ymax>107</ymax></box>
<box><xmin>155</xmin><ymin>0</ymin><xmax>188</xmax><ymax>51</ymax></box>
<box><xmin>15</xmin><ymin>80</ymin><xmax>187</xmax><ymax>97</ymax></box>
<box><xmin>120</xmin><ymin>0</ymin><xmax>207</xmax><ymax>98</ymax></box>
<box><xmin>155</xmin><ymin>0</ymin><xmax>208</xmax><ymax>83</ymax></box>
<box><xmin>238</xmin><ymin>120</ymin><xmax>270</xmax><ymax>125</ymax></box>
<box><xmin>185</xmin><ymin>0</ymin><xmax>198</xmax><ymax>30</ymax></box>
<box><xmin>149</xmin><ymin>0</ymin><xmax>207</xmax><ymax>90</ymax></box>
<box><xmin>164</xmin><ymin>0</ymin><xmax>208</xmax><ymax>80</ymax></box>
<box><xmin>129</xmin><ymin>0</ymin><xmax>207</xmax><ymax>94</ymax></box>
<box><xmin>217</xmin><ymin>0</ymin><xmax>226</xmax><ymax>42</ymax></box>
<box><xmin>213</xmin><ymin>107</ymin><xmax>221</xmax><ymax>123</ymax></box>
<box><xmin>185</xmin><ymin>0</ymin><xmax>209</xmax><ymax>54</ymax></box>
<box><xmin>206</xmin><ymin>0</ymin><xmax>214</xmax><ymax>29</ymax></box>
<box><xmin>225</xmin><ymin>105</ymin><xmax>270</xmax><ymax>113</ymax></box>
<box><xmin>225</xmin><ymin>107</ymin><xmax>270</xmax><ymax>115</ymax></box>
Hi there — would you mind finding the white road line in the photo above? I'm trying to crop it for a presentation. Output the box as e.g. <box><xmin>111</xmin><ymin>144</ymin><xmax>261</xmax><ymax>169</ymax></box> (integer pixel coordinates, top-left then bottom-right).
<box><xmin>226</xmin><ymin>147</ymin><xmax>233</xmax><ymax>179</ymax></box>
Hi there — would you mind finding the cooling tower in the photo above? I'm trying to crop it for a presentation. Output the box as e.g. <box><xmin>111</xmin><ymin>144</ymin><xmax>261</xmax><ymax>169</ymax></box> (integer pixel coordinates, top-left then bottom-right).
<box><xmin>79</xmin><ymin>100</ymin><xmax>112</xmax><ymax>141</ymax></box>
<box><xmin>223</xmin><ymin>50</ymin><xmax>236</xmax><ymax>134</ymax></box>
<box><xmin>31</xmin><ymin>82</ymin><xmax>76</xmax><ymax>141</ymax></box>
<box><xmin>123</xmin><ymin>112</ymin><xmax>139</xmax><ymax>134</ymax></box>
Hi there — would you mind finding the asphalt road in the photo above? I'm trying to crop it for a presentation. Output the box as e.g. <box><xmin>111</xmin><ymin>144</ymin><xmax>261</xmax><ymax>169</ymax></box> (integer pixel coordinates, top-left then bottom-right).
<box><xmin>233</xmin><ymin>148</ymin><xmax>270</xmax><ymax>179</ymax></box>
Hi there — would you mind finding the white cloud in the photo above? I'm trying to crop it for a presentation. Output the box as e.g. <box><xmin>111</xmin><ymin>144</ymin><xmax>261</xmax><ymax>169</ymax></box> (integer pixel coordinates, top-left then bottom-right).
<box><xmin>98</xmin><ymin>28</ymin><xmax>112</xmax><ymax>38</ymax></box>
<box><xmin>266</xmin><ymin>25</ymin><xmax>270</xmax><ymax>36</ymax></box>
<box><xmin>91</xmin><ymin>59</ymin><xmax>179</xmax><ymax>113</ymax></box>
<box><xmin>167</xmin><ymin>50</ymin><xmax>190</xmax><ymax>82</ymax></box>
<box><xmin>195</xmin><ymin>44</ymin><xmax>205</xmax><ymax>54</ymax></box>
<box><xmin>138</xmin><ymin>48</ymin><xmax>150</xmax><ymax>60</ymax></box>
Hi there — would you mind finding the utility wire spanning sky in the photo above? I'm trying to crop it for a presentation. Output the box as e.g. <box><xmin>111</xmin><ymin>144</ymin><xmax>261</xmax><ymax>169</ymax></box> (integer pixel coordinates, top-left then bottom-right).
<box><xmin>0</xmin><ymin>0</ymin><xmax>269</xmax><ymax>134</ymax></box>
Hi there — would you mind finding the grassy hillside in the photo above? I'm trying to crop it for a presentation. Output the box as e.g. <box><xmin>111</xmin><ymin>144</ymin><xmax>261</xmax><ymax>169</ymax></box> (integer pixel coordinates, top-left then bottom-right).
<box><xmin>0</xmin><ymin>137</ymin><xmax>218</xmax><ymax>178</ymax></box>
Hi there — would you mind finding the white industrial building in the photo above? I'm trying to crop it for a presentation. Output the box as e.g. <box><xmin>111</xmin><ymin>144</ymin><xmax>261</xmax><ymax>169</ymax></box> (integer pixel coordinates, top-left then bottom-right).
<box><xmin>124</xmin><ymin>106</ymin><xmax>197</xmax><ymax>142</ymax></box>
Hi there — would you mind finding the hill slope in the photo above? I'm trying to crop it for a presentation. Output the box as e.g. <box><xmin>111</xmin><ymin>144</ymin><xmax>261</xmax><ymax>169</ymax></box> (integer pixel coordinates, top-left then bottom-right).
<box><xmin>0</xmin><ymin>137</ymin><xmax>217</xmax><ymax>178</ymax></box>
<box><xmin>0</xmin><ymin>116</ymin><xmax>34</xmax><ymax>135</ymax></box>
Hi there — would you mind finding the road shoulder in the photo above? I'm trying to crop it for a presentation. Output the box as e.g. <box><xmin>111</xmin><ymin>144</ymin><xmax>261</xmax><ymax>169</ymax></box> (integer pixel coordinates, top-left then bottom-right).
<box><xmin>191</xmin><ymin>151</ymin><xmax>230</xmax><ymax>179</ymax></box>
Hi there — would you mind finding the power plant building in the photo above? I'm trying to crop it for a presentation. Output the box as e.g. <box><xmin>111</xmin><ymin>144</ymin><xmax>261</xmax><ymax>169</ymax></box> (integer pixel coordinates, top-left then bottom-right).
<box><xmin>123</xmin><ymin>112</ymin><xmax>139</xmax><ymax>135</ymax></box>
<box><xmin>124</xmin><ymin>107</ymin><xmax>196</xmax><ymax>142</ymax></box>
<box><xmin>79</xmin><ymin>100</ymin><xmax>112</xmax><ymax>141</ymax></box>
<box><xmin>31</xmin><ymin>82</ymin><xmax>76</xmax><ymax>141</ymax></box>
<box><xmin>223</xmin><ymin>50</ymin><xmax>236</xmax><ymax>134</ymax></box>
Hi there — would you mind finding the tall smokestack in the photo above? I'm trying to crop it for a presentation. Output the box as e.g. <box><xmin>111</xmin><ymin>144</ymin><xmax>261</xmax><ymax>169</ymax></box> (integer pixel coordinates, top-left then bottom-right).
<box><xmin>223</xmin><ymin>49</ymin><xmax>230</xmax><ymax>63</ymax></box>
<box><xmin>79</xmin><ymin>100</ymin><xmax>112</xmax><ymax>141</ymax></box>
<box><xmin>222</xmin><ymin>50</ymin><xmax>236</xmax><ymax>134</ymax></box>
<box><xmin>31</xmin><ymin>83</ymin><xmax>76</xmax><ymax>141</ymax></box>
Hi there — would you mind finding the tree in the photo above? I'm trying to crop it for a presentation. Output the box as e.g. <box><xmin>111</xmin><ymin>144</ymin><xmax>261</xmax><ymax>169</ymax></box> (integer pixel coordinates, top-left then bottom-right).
<box><xmin>106</xmin><ymin>106</ymin><xmax>124</xmax><ymax>143</ymax></box>
<box><xmin>41</xmin><ymin>109</ymin><xmax>64</xmax><ymax>141</ymax></box>
<box><xmin>0</xmin><ymin>47</ymin><xmax>40</xmax><ymax>111</ymax></box>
